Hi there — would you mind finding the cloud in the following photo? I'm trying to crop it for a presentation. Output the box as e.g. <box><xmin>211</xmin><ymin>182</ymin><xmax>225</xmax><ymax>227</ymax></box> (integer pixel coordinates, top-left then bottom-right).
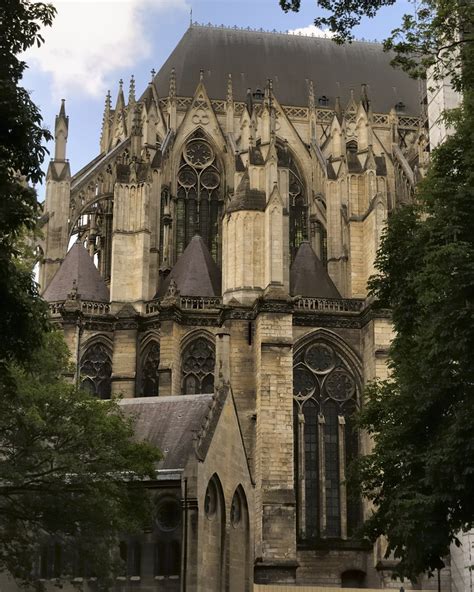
<box><xmin>25</xmin><ymin>0</ymin><xmax>188</xmax><ymax>99</ymax></box>
<box><xmin>288</xmin><ymin>24</ymin><xmax>335</xmax><ymax>38</ymax></box>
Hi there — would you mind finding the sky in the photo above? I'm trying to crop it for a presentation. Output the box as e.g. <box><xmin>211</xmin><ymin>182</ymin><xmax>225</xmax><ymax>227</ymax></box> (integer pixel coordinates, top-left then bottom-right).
<box><xmin>22</xmin><ymin>0</ymin><xmax>413</xmax><ymax>198</ymax></box>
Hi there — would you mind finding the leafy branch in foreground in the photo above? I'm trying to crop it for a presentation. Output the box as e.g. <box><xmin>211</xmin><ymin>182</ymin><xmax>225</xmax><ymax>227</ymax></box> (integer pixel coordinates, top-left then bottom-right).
<box><xmin>0</xmin><ymin>331</ymin><xmax>161</xmax><ymax>586</ymax></box>
<box><xmin>279</xmin><ymin>0</ymin><xmax>474</xmax><ymax>91</ymax></box>
<box><xmin>350</xmin><ymin>40</ymin><xmax>474</xmax><ymax>580</ymax></box>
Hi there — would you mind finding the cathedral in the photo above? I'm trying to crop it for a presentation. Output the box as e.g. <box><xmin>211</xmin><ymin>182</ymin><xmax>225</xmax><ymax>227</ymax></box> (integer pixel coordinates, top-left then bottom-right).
<box><xmin>38</xmin><ymin>22</ymin><xmax>435</xmax><ymax>592</ymax></box>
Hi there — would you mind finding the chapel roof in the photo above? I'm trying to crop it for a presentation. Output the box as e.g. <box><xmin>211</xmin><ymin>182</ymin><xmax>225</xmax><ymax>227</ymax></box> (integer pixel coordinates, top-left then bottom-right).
<box><xmin>119</xmin><ymin>395</ymin><xmax>214</xmax><ymax>470</ymax></box>
<box><xmin>42</xmin><ymin>241</ymin><xmax>110</xmax><ymax>302</ymax></box>
<box><xmin>227</xmin><ymin>171</ymin><xmax>266</xmax><ymax>213</ymax></box>
<box><xmin>156</xmin><ymin>234</ymin><xmax>221</xmax><ymax>298</ymax></box>
<box><xmin>290</xmin><ymin>241</ymin><xmax>341</xmax><ymax>298</ymax></box>
<box><xmin>152</xmin><ymin>24</ymin><xmax>420</xmax><ymax>115</ymax></box>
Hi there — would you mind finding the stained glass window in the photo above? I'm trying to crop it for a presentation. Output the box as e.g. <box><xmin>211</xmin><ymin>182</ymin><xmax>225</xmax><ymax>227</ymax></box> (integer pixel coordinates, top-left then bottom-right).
<box><xmin>80</xmin><ymin>343</ymin><xmax>112</xmax><ymax>399</ymax></box>
<box><xmin>293</xmin><ymin>340</ymin><xmax>360</xmax><ymax>540</ymax></box>
<box><xmin>276</xmin><ymin>143</ymin><xmax>308</xmax><ymax>262</ymax></box>
<box><xmin>173</xmin><ymin>130</ymin><xmax>222</xmax><ymax>262</ymax></box>
<box><xmin>182</xmin><ymin>337</ymin><xmax>215</xmax><ymax>395</ymax></box>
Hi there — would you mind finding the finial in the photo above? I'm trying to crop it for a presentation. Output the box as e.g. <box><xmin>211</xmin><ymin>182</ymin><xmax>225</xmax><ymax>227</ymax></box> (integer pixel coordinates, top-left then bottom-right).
<box><xmin>199</xmin><ymin>68</ymin><xmax>204</xmax><ymax>82</ymax></box>
<box><xmin>169</xmin><ymin>68</ymin><xmax>176</xmax><ymax>99</ymax></box>
<box><xmin>129</xmin><ymin>74</ymin><xmax>136</xmax><ymax>104</ymax></box>
<box><xmin>119</xmin><ymin>78</ymin><xmax>123</xmax><ymax>89</ymax></box>
<box><xmin>59</xmin><ymin>98</ymin><xmax>66</xmax><ymax>118</ymax></box>
<box><xmin>226</xmin><ymin>73</ymin><xmax>233</xmax><ymax>104</ymax></box>
<box><xmin>150</xmin><ymin>68</ymin><xmax>156</xmax><ymax>82</ymax></box>
<box><xmin>190</xmin><ymin>7</ymin><xmax>193</xmax><ymax>26</ymax></box>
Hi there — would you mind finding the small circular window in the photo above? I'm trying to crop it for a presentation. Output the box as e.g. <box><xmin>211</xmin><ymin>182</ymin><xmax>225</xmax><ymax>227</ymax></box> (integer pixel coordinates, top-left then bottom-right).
<box><xmin>230</xmin><ymin>492</ymin><xmax>242</xmax><ymax>527</ymax></box>
<box><xmin>204</xmin><ymin>480</ymin><xmax>218</xmax><ymax>519</ymax></box>
<box><xmin>156</xmin><ymin>498</ymin><xmax>181</xmax><ymax>532</ymax></box>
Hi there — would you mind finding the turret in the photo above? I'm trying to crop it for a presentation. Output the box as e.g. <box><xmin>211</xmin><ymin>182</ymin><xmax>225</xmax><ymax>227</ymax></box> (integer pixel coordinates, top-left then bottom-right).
<box><xmin>40</xmin><ymin>100</ymin><xmax>71</xmax><ymax>292</ymax></box>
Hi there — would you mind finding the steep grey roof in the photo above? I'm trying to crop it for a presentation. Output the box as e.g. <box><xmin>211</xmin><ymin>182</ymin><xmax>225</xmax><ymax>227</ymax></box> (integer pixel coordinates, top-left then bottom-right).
<box><xmin>156</xmin><ymin>235</ymin><xmax>221</xmax><ymax>297</ymax></box>
<box><xmin>119</xmin><ymin>395</ymin><xmax>214</xmax><ymax>470</ymax></box>
<box><xmin>290</xmin><ymin>241</ymin><xmax>341</xmax><ymax>298</ymax></box>
<box><xmin>153</xmin><ymin>25</ymin><xmax>420</xmax><ymax>115</ymax></box>
<box><xmin>227</xmin><ymin>171</ymin><xmax>266</xmax><ymax>213</ymax></box>
<box><xmin>43</xmin><ymin>241</ymin><xmax>109</xmax><ymax>302</ymax></box>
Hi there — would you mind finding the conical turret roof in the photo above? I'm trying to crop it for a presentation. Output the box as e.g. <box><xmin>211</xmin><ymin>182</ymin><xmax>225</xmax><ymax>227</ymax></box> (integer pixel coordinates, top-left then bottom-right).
<box><xmin>290</xmin><ymin>241</ymin><xmax>341</xmax><ymax>298</ymax></box>
<box><xmin>156</xmin><ymin>235</ymin><xmax>221</xmax><ymax>298</ymax></box>
<box><xmin>43</xmin><ymin>242</ymin><xmax>109</xmax><ymax>302</ymax></box>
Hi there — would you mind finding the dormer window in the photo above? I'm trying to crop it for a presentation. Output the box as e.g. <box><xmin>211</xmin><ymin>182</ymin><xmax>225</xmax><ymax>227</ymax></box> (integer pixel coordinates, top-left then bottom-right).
<box><xmin>318</xmin><ymin>95</ymin><xmax>329</xmax><ymax>107</ymax></box>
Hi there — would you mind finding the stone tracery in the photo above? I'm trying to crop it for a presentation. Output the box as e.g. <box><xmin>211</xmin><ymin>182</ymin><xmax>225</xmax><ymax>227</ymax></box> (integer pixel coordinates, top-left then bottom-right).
<box><xmin>293</xmin><ymin>339</ymin><xmax>361</xmax><ymax>540</ymax></box>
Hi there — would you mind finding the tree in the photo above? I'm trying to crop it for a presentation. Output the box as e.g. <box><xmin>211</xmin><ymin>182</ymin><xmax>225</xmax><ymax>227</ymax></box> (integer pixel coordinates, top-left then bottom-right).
<box><xmin>0</xmin><ymin>0</ymin><xmax>54</xmax><ymax>370</ymax></box>
<box><xmin>0</xmin><ymin>2</ymin><xmax>161</xmax><ymax>584</ymax></box>
<box><xmin>279</xmin><ymin>0</ymin><xmax>474</xmax><ymax>579</ymax></box>
<box><xmin>1</xmin><ymin>331</ymin><xmax>160</xmax><ymax>584</ymax></box>
<box><xmin>279</xmin><ymin>0</ymin><xmax>473</xmax><ymax>92</ymax></box>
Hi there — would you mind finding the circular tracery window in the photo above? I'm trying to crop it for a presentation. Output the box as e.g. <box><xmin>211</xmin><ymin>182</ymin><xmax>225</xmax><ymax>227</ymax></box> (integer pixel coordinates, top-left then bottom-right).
<box><xmin>184</xmin><ymin>140</ymin><xmax>214</xmax><ymax>168</ymax></box>
<box><xmin>156</xmin><ymin>498</ymin><xmax>181</xmax><ymax>531</ymax></box>
<box><xmin>305</xmin><ymin>343</ymin><xmax>335</xmax><ymax>374</ymax></box>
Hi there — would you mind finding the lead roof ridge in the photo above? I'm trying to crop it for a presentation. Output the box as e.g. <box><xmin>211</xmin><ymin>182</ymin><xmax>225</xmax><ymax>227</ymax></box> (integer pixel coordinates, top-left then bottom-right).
<box><xmin>189</xmin><ymin>21</ymin><xmax>381</xmax><ymax>45</ymax></box>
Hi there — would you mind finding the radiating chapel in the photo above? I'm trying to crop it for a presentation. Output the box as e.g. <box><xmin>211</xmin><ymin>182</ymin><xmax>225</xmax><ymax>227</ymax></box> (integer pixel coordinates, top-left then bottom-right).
<box><xmin>38</xmin><ymin>23</ymin><xmax>434</xmax><ymax>592</ymax></box>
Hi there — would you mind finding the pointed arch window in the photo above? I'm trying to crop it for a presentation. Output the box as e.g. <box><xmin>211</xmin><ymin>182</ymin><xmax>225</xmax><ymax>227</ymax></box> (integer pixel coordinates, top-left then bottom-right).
<box><xmin>293</xmin><ymin>340</ymin><xmax>361</xmax><ymax>541</ymax></box>
<box><xmin>182</xmin><ymin>337</ymin><xmax>215</xmax><ymax>395</ymax></box>
<box><xmin>173</xmin><ymin>130</ymin><xmax>222</xmax><ymax>262</ymax></box>
<box><xmin>140</xmin><ymin>341</ymin><xmax>160</xmax><ymax>397</ymax></box>
<box><xmin>80</xmin><ymin>343</ymin><xmax>112</xmax><ymax>399</ymax></box>
<box><xmin>277</xmin><ymin>144</ymin><xmax>308</xmax><ymax>262</ymax></box>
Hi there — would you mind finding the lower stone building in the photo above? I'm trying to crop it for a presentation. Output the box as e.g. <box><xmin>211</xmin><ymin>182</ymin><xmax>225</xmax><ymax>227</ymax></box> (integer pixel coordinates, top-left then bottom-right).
<box><xmin>36</xmin><ymin>21</ymin><xmax>449</xmax><ymax>592</ymax></box>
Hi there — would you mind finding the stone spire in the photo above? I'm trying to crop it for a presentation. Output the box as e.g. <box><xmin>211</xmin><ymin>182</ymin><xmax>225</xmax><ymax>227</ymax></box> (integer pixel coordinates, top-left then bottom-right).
<box><xmin>115</xmin><ymin>78</ymin><xmax>125</xmax><ymax>111</ymax></box>
<box><xmin>226</xmin><ymin>73</ymin><xmax>233</xmax><ymax>104</ymax></box>
<box><xmin>169</xmin><ymin>67</ymin><xmax>176</xmax><ymax>100</ymax></box>
<box><xmin>54</xmin><ymin>99</ymin><xmax>69</xmax><ymax>161</ymax></box>
<box><xmin>100</xmin><ymin>90</ymin><xmax>112</xmax><ymax>153</ymax></box>
<box><xmin>308</xmin><ymin>80</ymin><xmax>315</xmax><ymax>111</ymax></box>
<box><xmin>128</xmin><ymin>74</ymin><xmax>136</xmax><ymax>105</ymax></box>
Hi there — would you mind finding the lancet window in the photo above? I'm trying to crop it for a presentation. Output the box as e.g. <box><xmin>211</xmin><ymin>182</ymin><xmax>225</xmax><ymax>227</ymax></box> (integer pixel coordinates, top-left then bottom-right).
<box><xmin>140</xmin><ymin>341</ymin><xmax>160</xmax><ymax>397</ymax></box>
<box><xmin>174</xmin><ymin>130</ymin><xmax>222</xmax><ymax>262</ymax></box>
<box><xmin>181</xmin><ymin>337</ymin><xmax>215</xmax><ymax>395</ymax></box>
<box><xmin>293</xmin><ymin>339</ymin><xmax>361</xmax><ymax>541</ymax></box>
<box><xmin>80</xmin><ymin>343</ymin><xmax>112</xmax><ymax>399</ymax></box>
<box><xmin>277</xmin><ymin>144</ymin><xmax>308</xmax><ymax>262</ymax></box>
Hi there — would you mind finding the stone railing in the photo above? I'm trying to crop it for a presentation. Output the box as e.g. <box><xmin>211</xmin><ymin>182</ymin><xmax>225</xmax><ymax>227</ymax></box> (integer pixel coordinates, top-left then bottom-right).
<box><xmin>145</xmin><ymin>296</ymin><xmax>222</xmax><ymax>314</ymax></box>
<box><xmin>179</xmin><ymin>296</ymin><xmax>222</xmax><ymax>310</ymax></box>
<box><xmin>294</xmin><ymin>297</ymin><xmax>365</xmax><ymax>313</ymax></box>
<box><xmin>80</xmin><ymin>301</ymin><xmax>111</xmax><ymax>315</ymax></box>
<box><xmin>47</xmin><ymin>300</ymin><xmax>111</xmax><ymax>316</ymax></box>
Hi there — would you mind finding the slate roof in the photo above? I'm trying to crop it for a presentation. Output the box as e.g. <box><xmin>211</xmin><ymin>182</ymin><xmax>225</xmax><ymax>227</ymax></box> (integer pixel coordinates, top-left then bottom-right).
<box><xmin>152</xmin><ymin>25</ymin><xmax>420</xmax><ymax>115</ymax></box>
<box><xmin>43</xmin><ymin>241</ymin><xmax>110</xmax><ymax>302</ymax></box>
<box><xmin>119</xmin><ymin>395</ymin><xmax>214</xmax><ymax>470</ymax></box>
<box><xmin>156</xmin><ymin>235</ymin><xmax>221</xmax><ymax>298</ymax></box>
<box><xmin>227</xmin><ymin>171</ymin><xmax>266</xmax><ymax>213</ymax></box>
<box><xmin>290</xmin><ymin>241</ymin><xmax>341</xmax><ymax>298</ymax></box>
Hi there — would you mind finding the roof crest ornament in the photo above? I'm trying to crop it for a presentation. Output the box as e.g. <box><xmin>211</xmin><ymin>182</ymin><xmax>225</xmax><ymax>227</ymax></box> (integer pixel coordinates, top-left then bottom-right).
<box><xmin>189</xmin><ymin>21</ymin><xmax>380</xmax><ymax>43</ymax></box>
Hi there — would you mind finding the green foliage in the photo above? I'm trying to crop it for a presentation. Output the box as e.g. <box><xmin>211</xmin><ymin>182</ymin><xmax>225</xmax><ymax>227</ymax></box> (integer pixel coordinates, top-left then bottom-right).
<box><xmin>0</xmin><ymin>331</ymin><xmax>161</xmax><ymax>585</ymax></box>
<box><xmin>352</xmin><ymin>42</ymin><xmax>474</xmax><ymax>579</ymax></box>
<box><xmin>0</xmin><ymin>2</ymin><xmax>162</xmax><ymax>585</ymax></box>
<box><xmin>0</xmin><ymin>0</ymin><xmax>56</xmax><ymax>367</ymax></box>
<box><xmin>278</xmin><ymin>0</ymin><xmax>474</xmax><ymax>92</ymax></box>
